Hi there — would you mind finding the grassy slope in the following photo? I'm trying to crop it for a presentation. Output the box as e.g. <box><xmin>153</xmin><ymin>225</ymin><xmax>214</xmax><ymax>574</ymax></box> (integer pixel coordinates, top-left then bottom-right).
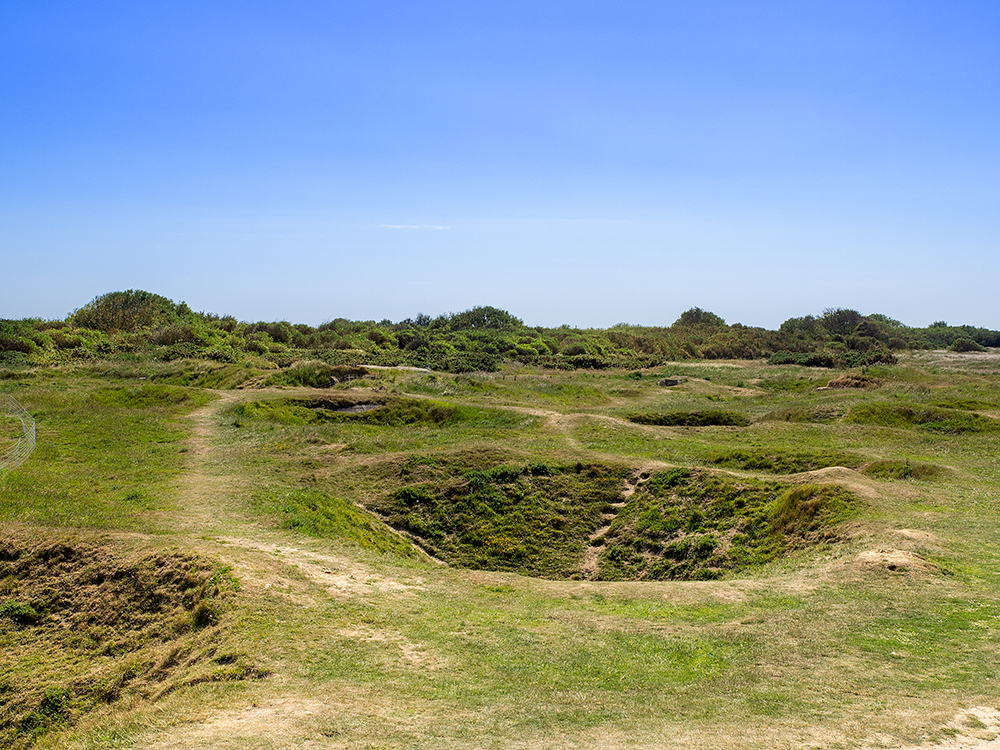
<box><xmin>2</xmin><ymin>353</ymin><xmax>1000</xmax><ymax>748</ymax></box>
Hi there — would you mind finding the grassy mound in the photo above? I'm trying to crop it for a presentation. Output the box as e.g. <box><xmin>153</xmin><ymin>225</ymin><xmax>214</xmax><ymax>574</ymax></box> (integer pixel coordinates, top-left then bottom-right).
<box><xmin>861</xmin><ymin>460</ymin><xmax>942</xmax><ymax>480</ymax></box>
<box><xmin>258</xmin><ymin>488</ymin><xmax>420</xmax><ymax>557</ymax></box>
<box><xmin>263</xmin><ymin>361</ymin><xmax>369</xmax><ymax>388</ymax></box>
<box><xmin>826</xmin><ymin>373</ymin><xmax>881</xmax><ymax>389</ymax></box>
<box><xmin>89</xmin><ymin>384</ymin><xmax>209</xmax><ymax>410</ymax></box>
<box><xmin>846</xmin><ymin>403</ymin><xmax>1000</xmax><ymax>433</ymax></box>
<box><xmin>596</xmin><ymin>470</ymin><xmax>857</xmax><ymax>581</ymax></box>
<box><xmin>0</xmin><ymin>535</ymin><xmax>261</xmax><ymax>749</ymax></box>
<box><xmin>762</xmin><ymin>404</ymin><xmax>843</xmax><ymax>423</ymax></box>
<box><xmin>707</xmin><ymin>447</ymin><xmax>864</xmax><ymax>474</ymax></box>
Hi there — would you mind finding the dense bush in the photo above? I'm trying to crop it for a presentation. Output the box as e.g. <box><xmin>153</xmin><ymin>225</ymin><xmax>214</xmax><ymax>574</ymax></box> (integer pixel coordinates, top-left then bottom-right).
<box><xmin>768</xmin><ymin>351</ymin><xmax>836</xmax><ymax>368</ymax></box>
<box><xmin>2</xmin><ymin>289</ymin><xmax>997</xmax><ymax>373</ymax></box>
<box><xmin>72</xmin><ymin>290</ymin><xmax>189</xmax><ymax>333</ymax></box>
<box><xmin>628</xmin><ymin>410</ymin><xmax>752</xmax><ymax>427</ymax></box>
<box><xmin>950</xmin><ymin>337</ymin><xmax>987</xmax><ymax>353</ymax></box>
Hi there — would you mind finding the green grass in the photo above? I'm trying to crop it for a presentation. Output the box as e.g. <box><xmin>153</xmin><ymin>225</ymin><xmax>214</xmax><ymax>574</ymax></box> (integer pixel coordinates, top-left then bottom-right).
<box><xmin>232</xmin><ymin>395</ymin><xmax>529</xmax><ymax>431</ymax></box>
<box><xmin>705</xmin><ymin>447</ymin><xmax>864</xmax><ymax>474</ymax></box>
<box><xmin>0</xmin><ymin>380</ymin><xmax>209</xmax><ymax>530</ymax></box>
<box><xmin>367</xmin><ymin>461</ymin><xmax>628</xmax><ymax>577</ymax></box>
<box><xmin>258</xmin><ymin>487</ymin><xmax>419</xmax><ymax>557</ymax></box>
<box><xmin>5</xmin><ymin>353</ymin><xmax>1000</xmax><ymax>748</ymax></box>
<box><xmin>597</xmin><ymin>471</ymin><xmax>858</xmax><ymax>580</ymax></box>
<box><xmin>846</xmin><ymin>402</ymin><xmax>1000</xmax><ymax>433</ymax></box>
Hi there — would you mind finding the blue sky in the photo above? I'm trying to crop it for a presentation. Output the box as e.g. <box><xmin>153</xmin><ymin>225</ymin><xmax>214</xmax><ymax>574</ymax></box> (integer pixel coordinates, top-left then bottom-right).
<box><xmin>2</xmin><ymin>1</ymin><xmax>998</xmax><ymax>329</ymax></box>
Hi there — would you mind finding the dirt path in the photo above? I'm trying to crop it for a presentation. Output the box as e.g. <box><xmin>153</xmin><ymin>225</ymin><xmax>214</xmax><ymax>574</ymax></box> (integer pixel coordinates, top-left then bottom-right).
<box><xmin>582</xmin><ymin>464</ymin><xmax>659</xmax><ymax>579</ymax></box>
<box><xmin>164</xmin><ymin>390</ymin><xmax>246</xmax><ymax>536</ymax></box>
<box><xmin>168</xmin><ymin>388</ymin><xmax>431</xmax><ymax>586</ymax></box>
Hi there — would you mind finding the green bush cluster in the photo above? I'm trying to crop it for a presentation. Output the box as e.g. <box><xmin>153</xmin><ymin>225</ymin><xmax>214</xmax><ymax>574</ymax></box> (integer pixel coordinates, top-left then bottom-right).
<box><xmin>768</xmin><ymin>351</ymin><xmax>836</xmax><ymax>368</ymax></box>
<box><xmin>950</xmin><ymin>337</ymin><xmax>988</xmax><ymax>353</ymax></box>
<box><xmin>1</xmin><ymin>292</ymin><xmax>996</xmax><ymax>374</ymax></box>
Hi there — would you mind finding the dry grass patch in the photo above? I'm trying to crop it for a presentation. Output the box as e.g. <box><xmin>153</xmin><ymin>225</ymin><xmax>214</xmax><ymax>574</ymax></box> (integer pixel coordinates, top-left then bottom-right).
<box><xmin>0</xmin><ymin>530</ymin><xmax>262</xmax><ymax>749</ymax></box>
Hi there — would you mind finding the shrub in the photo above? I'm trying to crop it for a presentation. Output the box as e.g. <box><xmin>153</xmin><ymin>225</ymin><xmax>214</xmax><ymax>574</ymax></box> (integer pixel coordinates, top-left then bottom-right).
<box><xmin>280</xmin><ymin>360</ymin><xmax>338</xmax><ymax>388</ymax></box>
<box><xmin>0</xmin><ymin>336</ymin><xmax>32</xmax><ymax>354</ymax></box>
<box><xmin>767</xmin><ymin>351</ymin><xmax>836</xmax><ymax>368</ymax></box>
<box><xmin>950</xmin><ymin>337</ymin><xmax>987</xmax><ymax>353</ymax></box>
<box><xmin>49</xmin><ymin>330</ymin><xmax>84</xmax><ymax>349</ymax></box>
<box><xmin>837</xmin><ymin>349</ymin><xmax>897</xmax><ymax>368</ymax></box>
<box><xmin>447</xmin><ymin>306</ymin><xmax>523</xmax><ymax>331</ymax></box>
<box><xmin>628</xmin><ymin>410</ymin><xmax>751</xmax><ymax>427</ymax></box>
<box><xmin>72</xmin><ymin>290</ymin><xmax>187</xmax><ymax>332</ymax></box>
<box><xmin>673</xmin><ymin>307</ymin><xmax>726</xmax><ymax>327</ymax></box>
<box><xmin>149</xmin><ymin>324</ymin><xmax>206</xmax><ymax>347</ymax></box>
<box><xmin>821</xmin><ymin>308</ymin><xmax>864</xmax><ymax>336</ymax></box>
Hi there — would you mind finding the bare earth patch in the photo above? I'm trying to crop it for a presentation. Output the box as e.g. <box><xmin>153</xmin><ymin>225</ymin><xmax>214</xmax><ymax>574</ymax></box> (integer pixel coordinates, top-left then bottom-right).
<box><xmin>216</xmin><ymin>537</ymin><xmax>426</xmax><ymax>600</ymax></box>
<box><xmin>143</xmin><ymin>697</ymin><xmax>332</xmax><ymax>750</ymax></box>
<box><xmin>860</xmin><ymin>707</ymin><xmax>1000</xmax><ymax>750</ymax></box>
<box><xmin>852</xmin><ymin>547</ymin><xmax>935</xmax><ymax>574</ymax></box>
<box><xmin>792</xmin><ymin>466</ymin><xmax>881</xmax><ymax>500</ymax></box>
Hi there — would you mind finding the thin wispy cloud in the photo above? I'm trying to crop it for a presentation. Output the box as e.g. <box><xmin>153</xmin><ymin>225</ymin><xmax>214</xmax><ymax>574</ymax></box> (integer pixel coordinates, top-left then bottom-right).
<box><xmin>4</xmin><ymin>3</ymin><xmax>999</xmax><ymax>329</ymax></box>
<box><xmin>380</xmin><ymin>224</ymin><xmax>451</xmax><ymax>230</ymax></box>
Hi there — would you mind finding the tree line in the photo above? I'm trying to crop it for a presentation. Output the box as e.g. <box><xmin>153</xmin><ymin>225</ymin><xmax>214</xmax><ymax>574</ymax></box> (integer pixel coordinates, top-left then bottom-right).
<box><xmin>1</xmin><ymin>291</ymin><xmax>997</xmax><ymax>372</ymax></box>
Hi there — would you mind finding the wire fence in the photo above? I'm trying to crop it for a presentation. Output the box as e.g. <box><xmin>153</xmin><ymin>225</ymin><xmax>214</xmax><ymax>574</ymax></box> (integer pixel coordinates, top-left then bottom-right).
<box><xmin>0</xmin><ymin>394</ymin><xmax>36</xmax><ymax>473</ymax></box>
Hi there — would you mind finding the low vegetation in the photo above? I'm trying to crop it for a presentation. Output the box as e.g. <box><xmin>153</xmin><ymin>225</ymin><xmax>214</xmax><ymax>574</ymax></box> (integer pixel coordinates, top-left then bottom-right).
<box><xmin>3</xmin><ymin>290</ymin><xmax>1000</xmax><ymax>373</ymax></box>
<box><xmin>846</xmin><ymin>403</ymin><xmax>1000</xmax><ymax>433</ymax></box>
<box><xmin>370</xmin><ymin>461</ymin><xmax>628</xmax><ymax>578</ymax></box>
<box><xmin>2</xmin><ymin>292</ymin><xmax>1000</xmax><ymax>748</ymax></box>
<box><xmin>707</xmin><ymin>447</ymin><xmax>864</xmax><ymax>473</ymax></box>
<box><xmin>0</xmin><ymin>534</ymin><xmax>257</xmax><ymax>750</ymax></box>
<box><xmin>597</xmin><ymin>470</ymin><xmax>857</xmax><ymax>581</ymax></box>
<box><xmin>628</xmin><ymin>409</ymin><xmax>752</xmax><ymax>427</ymax></box>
